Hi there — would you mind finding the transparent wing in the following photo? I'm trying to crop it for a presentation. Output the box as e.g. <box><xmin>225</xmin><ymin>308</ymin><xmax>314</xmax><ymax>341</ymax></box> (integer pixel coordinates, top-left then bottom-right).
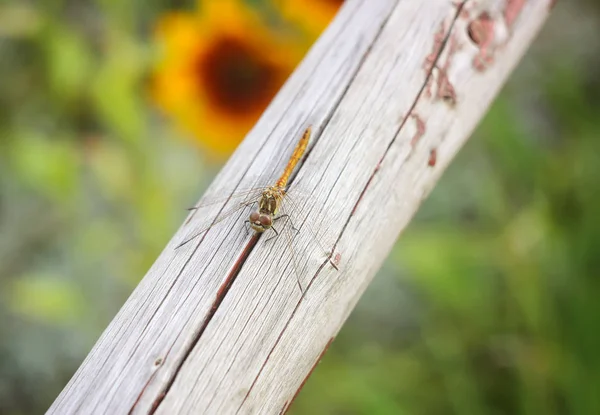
<box><xmin>282</xmin><ymin>213</ymin><xmax>304</xmax><ymax>295</ymax></box>
<box><xmin>279</xmin><ymin>191</ymin><xmax>335</xmax><ymax>265</ymax></box>
<box><xmin>192</xmin><ymin>185</ymin><xmax>314</xmax><ymax>210</ymax></box>
<box><xmin>188</xmin><ymin>165</ymin><xmax>315</xmax><ymax>212</ymax></box>
<box><xmin>271</xmin><ymin>201</ymin><xmax>304</xmax><ymax>295</ymax></box>
<box><xmin>177</xmin><ymin>193</ymin><xmax>261</xmax><ymax>249</ymax></box>
<box><xmin>190</xmin><ymin>186</ymin><xmax>267</xmax><ymax>210</ymax></box>
<box><xmin>266</xmin><ymin>192</ymin><xmax>337</xmax><ymax>296</ymax></box>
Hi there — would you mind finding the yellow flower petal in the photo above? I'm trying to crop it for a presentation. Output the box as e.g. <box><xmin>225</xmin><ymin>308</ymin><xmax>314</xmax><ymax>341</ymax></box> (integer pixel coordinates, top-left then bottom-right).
<box><xmin>274</xmin><ymin>0</ymin><xmax>344</xmax><ymax>38</ymax></box>
<box><xmin>151</xmin><ymin>1</ymin><xmax>306</xmax><ymax>157</ymax></box>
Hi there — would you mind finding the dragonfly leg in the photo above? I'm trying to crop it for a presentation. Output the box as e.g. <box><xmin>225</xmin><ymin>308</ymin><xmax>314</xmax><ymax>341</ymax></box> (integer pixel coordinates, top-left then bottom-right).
<box><xmin>324</xmin><ymin>249</ymin><xmax>339</xmax><ymax>270</ymax></box>
<box><xmin>296</xmin><ymin>279</ymin><xmax>305</xmax><ymax>298</ymax></box>
<box><xmin>273</xmin><ymin>214</ymin><xmax>300</xmax><ymax>238</ymax></box>
<box><xmin>329</xmin><ymin>256</ymin><xmax>339</xmax><ymax>271</ymax></box>
<box><xmin>265</xmin><ymin>225</ymin><xmax>280</xmax><ymax>242</ymax></box>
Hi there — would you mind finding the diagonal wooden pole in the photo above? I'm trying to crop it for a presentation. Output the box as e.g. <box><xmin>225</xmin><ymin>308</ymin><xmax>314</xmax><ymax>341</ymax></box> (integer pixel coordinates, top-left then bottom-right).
<box><xmin>48</xmin><ymin>0</ymin><xmax>553</xmax><ymax>413</ymax></box>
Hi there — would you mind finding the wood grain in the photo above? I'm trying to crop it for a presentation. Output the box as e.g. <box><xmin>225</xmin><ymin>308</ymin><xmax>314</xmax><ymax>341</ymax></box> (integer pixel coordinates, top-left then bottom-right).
<box><xmin>47</xmin><ymin>0</ymin><xmax>552</xmax><ymax>413</ymax></box>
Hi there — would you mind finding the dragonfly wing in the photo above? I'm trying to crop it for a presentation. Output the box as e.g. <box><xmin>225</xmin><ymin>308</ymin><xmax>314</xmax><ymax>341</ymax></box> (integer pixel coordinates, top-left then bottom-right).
<box><xmin>268</xmin><ymin>202</ymin><xmax>304</xmax><ymax>295</ymax></box>
<box><xmin>191</xmin><ymin>187</ymin><xmax>266</xmax><ymax>210</ymax></box>
<box><xmin>282</xmin><ymin>211</ymin><xmax>304</xmax><ymax>295</ymax></box>
<box><xmin>177</xmin><ymin>197</ymin><xmax>258</xmax><ymax>248</ymax></box>
<box><xmin>190</xmin><ymin>173</ymin><xmax>278</xmax><ymax>209</ymax></box>
<box><xmin>279</xmin><ymin>192</ymin><xmax>332</xmax><ymax>259</ymax></box>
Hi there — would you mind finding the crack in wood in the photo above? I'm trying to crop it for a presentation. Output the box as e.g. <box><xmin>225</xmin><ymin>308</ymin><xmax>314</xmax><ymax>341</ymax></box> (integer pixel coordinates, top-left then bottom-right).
<box><xmin>234</xmin><ymin>252</ymin><xmax>333</xmax><ymax>415</ymax></box>
<box><xmin>146</xmin><ymin>234</ymin><xmax>260</xmax><ymax>414</ymax></box>
<box><xmin>436</xmin><ymin>34</ymin><xmax>460</xmax><ymax>104</ymax></box>
<box><xmin>348</xmin><ymin>1</ymin><xmax>464</xmax><ymax>223</ymax></box>
<box><xmin>201</xmin><ymin>255</ymin><xmax>296</xmax><ymax>409</ymax></box>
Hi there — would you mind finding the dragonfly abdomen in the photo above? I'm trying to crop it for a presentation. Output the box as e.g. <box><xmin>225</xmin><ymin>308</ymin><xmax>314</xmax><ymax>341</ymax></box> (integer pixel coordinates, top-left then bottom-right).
<box><xmin>275</xmin><ymin>126</ymin><xmax>311</xmax><ymax>188</ymax></box>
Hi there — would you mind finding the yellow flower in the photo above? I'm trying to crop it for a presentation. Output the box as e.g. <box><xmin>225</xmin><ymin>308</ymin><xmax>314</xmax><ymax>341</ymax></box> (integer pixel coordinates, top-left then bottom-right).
<box><xmin>151</xmin><ymin>0</ymin><xmax>305</xmax><ymax>156</ymax></box>
<box><xmin>274</xmin><ymin>0</ymin><xmax>344</xmax><ymax>39</ymax></box>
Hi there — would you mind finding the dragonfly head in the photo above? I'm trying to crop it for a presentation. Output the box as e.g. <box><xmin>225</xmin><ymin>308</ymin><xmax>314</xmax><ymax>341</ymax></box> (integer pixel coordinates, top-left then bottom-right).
<box><xmin>249</xmin><ymin>211</ymin><xmax>272</xmax><ymax>232</ymax></box>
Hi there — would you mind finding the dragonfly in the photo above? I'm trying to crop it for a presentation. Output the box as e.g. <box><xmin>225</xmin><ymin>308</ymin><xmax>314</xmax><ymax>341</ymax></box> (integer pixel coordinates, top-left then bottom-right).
<box><xmin>176</xmin><ymin>126</ymin><xmax>338</xmax><ymax>294</ymax></box>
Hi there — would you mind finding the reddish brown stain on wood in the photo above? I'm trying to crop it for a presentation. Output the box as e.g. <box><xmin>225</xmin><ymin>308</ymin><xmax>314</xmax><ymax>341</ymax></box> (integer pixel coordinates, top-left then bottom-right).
<box><xmin>149</xmin><ymin>391</ymin><xmax>166</xmax><ymax>414</ymax></box>
<box><xmin>212</xmin><ymin>234</ymin><xmax>259</xmax><ymax>310</ymax></box>
<box><xmin>411</xmin><ymin>114</ymin><xmax>426</xmax><ymax>147</ymax></box>
<box><xmin>453</xmin><ymin>1</ymin><xmax>470</xmax><ymax>19</ymax></box>
<box><xmin>423</xmin><ymin>22</ymin><xmax>446</xmax><ymax>98</ymax></box>
<box><xmin>428</xmin><ymin>148</ymin><xmax>438</xmax><ymax>167</ymax></box>
<box><xmin>423</xmin><ymin>4</ymin><xmax>464</xmax><ymax>103</ymax></box>
<box><xmin>436</xmin><ymin>35</ymin><xmax>460</xmax><ymax>105</ymax></box>
<box><xmin>468</xmin><ymin>12</ymin><xmax>496</xmax><ymax>72</ymax></box>
<box><xmin>333</xmin><ymin>252</ymin><xmax>342</xmax><ymax>269</ymax></box>
<box><xmin>505</xmin><ymin>0</ymin><xmax>527</xmax><ymax>28</ymax></box>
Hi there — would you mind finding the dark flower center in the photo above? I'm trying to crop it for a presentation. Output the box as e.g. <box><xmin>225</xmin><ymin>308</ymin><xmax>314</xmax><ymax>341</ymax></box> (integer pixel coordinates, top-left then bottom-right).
<box><xmin>196</xmin><ymin>36</ymin><xmax>281</xmax><ymax>116</ymax></box>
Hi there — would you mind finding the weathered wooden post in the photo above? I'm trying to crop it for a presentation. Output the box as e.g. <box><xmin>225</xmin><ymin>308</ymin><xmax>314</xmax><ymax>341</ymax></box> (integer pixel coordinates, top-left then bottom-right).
<box><xmin>48</xmin><ymin>0</ymin><xmax>552</xmax><ymax>413</ymax></box>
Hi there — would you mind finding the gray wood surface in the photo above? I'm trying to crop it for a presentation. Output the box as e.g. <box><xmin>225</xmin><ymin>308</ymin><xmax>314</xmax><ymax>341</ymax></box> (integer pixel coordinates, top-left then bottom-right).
<box><xmin>47</xmin><ymin>0</ymin><xmax>552</xmax><ymax>413</ymax></box>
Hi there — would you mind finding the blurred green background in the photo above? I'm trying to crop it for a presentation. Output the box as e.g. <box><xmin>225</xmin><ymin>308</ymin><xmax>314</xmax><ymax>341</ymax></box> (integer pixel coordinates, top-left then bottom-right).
<box><xmin>1</xmin><ymin>1</ymin><xmax>599</xmax><ymax>414</ymax></box>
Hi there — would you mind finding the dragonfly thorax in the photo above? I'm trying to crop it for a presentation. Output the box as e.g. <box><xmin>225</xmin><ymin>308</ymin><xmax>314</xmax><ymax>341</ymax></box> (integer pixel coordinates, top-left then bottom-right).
<box><xmin>248</xmin><ymin>187</ymin><xmax>284</xmax><ymax>233</ymax></box>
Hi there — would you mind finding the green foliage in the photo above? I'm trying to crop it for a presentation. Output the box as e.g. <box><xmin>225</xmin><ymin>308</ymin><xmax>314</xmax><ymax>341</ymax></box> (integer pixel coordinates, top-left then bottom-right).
<box><xmin>90</xmin><ymin>30</ymin><xmax>148</xmax><ymax>143</ymax></box>
<box><xmin>7</xmin><ymin>273</ymin><xmax>87</xmax><ymax>326</ymax></box>
<box><xmin>8</xmin><ymin>132</ymin><xmax>79</xmax><ymax>203</ymax></box>
<box><xmin>0</xmin><ymin>1</ymin><xmax>205</xmax><ymax>413</ymax></box>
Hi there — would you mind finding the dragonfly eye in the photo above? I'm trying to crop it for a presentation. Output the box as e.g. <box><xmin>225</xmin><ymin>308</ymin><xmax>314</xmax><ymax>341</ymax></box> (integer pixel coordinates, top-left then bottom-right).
<box><xmin>259</xmin><ymin>215</ymin><xmax>272</xmax><ymax>227</ymax></box>
<box><xmin>249</xmin><ymin>212</ymin><xmax>260</xmax><ymax>222</ymax></box>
